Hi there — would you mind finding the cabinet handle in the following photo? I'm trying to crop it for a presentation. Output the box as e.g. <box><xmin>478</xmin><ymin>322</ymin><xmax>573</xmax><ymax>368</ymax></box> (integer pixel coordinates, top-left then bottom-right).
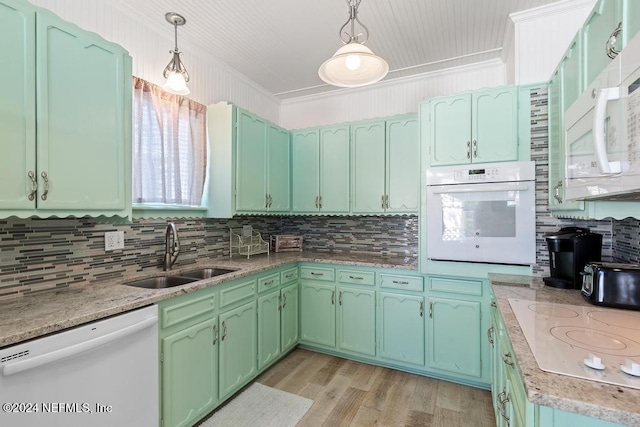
<box><xmin>264</xmin><ymin>279</ymin><xmax>275</xmax><ymax>286</ymax></box>
<box><xmin>331</xmin><ymin>290</ymin><xmax>335</xmax><ymax>305</ymax></box>
<box><xmin>472</xmin><ymin>140</ymin><xmax>478</xmax><ymax>158</ymax></box>
<box><xmin>606</xmin><ymin>22</ymin><xmax>622</xmax><ymax>59</ymax></box>
<box><xmin>315</xmin><ymin>196</ymin><xmax>319</xmax><ymax>208</ymax></box>
<box><xmin>428</xmin><ymin>301</ymin><xmax>432</xmax><ymax>318</ymax></box>
<box><xmin>338</xmin><ymin>291</ymin><xmax>343</xmax><ymax>306</ymax></box>
<box><xmin>319</xmin><ymin>196</ymin><xmax>322</xmax><ymax>209</ymax></box>
<box><xmin>487</xmin><ymin>326</ymin><xmax>494</xmax><ymax>347</ymax></box>
<box><xmin>221</xmin><ymin>321</ymin><xmax>227</xmax><ymax>341</ymax></box>
<box><xmin>503</xmin><ymin>352</ymin><xmax>514</xmax><ymax>367</ymax></box>
<box><xmin>499</xmin><ymin>388</ymin><xmax>511</xmax><ymax>426</ymax></box>
<box><xmin>392</xmin><ymin>280</ymin><xmax>409</xmax><ymax>285</ymax></box>
<box><xmin>285</xmin><ymin>274</ymin><xmax>294</xmax><ymax>279</ymax></box>
<box><xmin>490</xmin><ymin>301</ymin><xmax>497</xmax><ymax>308</ymax></box>
<box><xmin>419</xmin><ymin>300</ymin><xmax>424</xmax><ymax>317</ymax></box>
<box><xmin>278</xmin><ymin>295</ymin><xmax>282</xmax><ymax>311</ymax></box>
<box><xmin>269</xmin><ymin>194</ymin><xmax>272</xmax><ymax>207</ymax></box>
<box><xmin>265</xmin><ymin>194</ymin><xmax>269</xmax><ymax>208</ymax></box>
<box><xmin>385</xmin><ymin>194</ymin><xmax>389</xmax><ymax>209</ymax></box>
<box><xmin>466</xmin><ymin>141</ymin><xmax>471</xmax><ymax>159</ymax></box>
<box><xmin>27</xmin><ymin>171</ymin><xmax>38</xmax><ymax>201</ymax></box>
<box><xmin>40</xmin><ymin>171</ymin><xmax>49</xmax><ymax>201</ymax></box>
<box><xmin>348</xmin><ymin>275</ymin><xmax>363</xmax><ymax>280</ymax></box>
<box><xmin>381</xmin><ymin>195</ymin><xmax>385</xmax><ymax>209</ymax></box>
<box><xmin>282</xmin><ymin>293</ymin><xmax>287</xmax><ymax>309</ymax></box>
<box><xmin>553</xmin><ymin>180</ymin><xmax>563</xmax><ymax>203</ymax></box>
<box><xmin>310</xmin><ymin>272</ymin><xmax>324</xmax><ymax>276</ymax></box>
<box><xmin>212</xmin><ymin>324</ymin><xmax>218</xmax><ymax>346</ymax></box>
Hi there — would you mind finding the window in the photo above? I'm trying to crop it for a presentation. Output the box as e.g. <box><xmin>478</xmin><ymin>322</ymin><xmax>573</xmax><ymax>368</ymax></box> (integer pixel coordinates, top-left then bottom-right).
<box><xmin>132</xmin><ymin>76</ymin><xmax>207</xmax><ymax>206</ymax></box>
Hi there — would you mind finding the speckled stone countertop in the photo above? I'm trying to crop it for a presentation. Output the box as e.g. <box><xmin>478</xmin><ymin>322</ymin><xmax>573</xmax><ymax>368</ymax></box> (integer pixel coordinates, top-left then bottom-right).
<box><xmin>490</xmin><ymin>273</ymin><xmax>640</xmax><ymax>426</ymax></box>
<box><xmin>0</xmin><ymin>251</ymin><xmax>416</xmax><ymax>349</ymax></box>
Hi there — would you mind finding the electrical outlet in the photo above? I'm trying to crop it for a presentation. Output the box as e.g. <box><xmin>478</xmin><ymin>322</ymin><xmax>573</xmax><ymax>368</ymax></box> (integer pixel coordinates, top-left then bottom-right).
<box><xmin>105</xmin><ymin>231</ymin><xmax>125</xmax><ymax>251</ymax></box>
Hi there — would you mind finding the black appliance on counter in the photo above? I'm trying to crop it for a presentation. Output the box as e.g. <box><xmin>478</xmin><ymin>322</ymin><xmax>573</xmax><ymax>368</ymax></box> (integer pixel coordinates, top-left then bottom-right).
<box><xmin>543</xmin><ymin>227</ymin><xmax>603</xmax><ymax>289</ymax></box>
<box><xmin>582</xmin><ymin>262</ymin><xmax>640</xmax><ymax>310</ymax></box>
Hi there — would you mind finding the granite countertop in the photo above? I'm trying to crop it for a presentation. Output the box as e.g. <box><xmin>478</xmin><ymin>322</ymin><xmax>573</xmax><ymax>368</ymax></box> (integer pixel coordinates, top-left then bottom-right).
<box><xmin>490</xmin><ymin>273</ymin><xmax>640</xmax><ymax>426</ymax></box>
<box><xmin>0</xmin><ymin>251</ymin><xmax>416</xmax><ymax>349</ymax></box>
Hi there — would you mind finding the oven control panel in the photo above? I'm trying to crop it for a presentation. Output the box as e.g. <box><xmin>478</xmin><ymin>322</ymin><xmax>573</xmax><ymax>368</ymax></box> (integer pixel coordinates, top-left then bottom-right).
<box><xmin>426</xmin><ymin>161</ymin><xmax>536</xmax><ymax>186</ymax></box>
<box><xmin>453</xmin><ymin>167</ymin><xmax>499</xmax><ymax>182</ymax></box>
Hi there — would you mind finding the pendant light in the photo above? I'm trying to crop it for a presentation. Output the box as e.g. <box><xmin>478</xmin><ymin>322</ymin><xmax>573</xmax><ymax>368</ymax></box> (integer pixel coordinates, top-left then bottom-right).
<box><xmin>318</xmin><ymin>0</ymin><xmax>388</xmax><ymax>88</ymax></box>
<box><xmin>162</xmin><ymin>12</ymin><xmax>190</xmax><ymax>95</ymax></box>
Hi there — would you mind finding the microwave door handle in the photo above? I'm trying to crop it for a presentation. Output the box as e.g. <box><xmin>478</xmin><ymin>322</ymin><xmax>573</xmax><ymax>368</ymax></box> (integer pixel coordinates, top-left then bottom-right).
<box><xmin>429</xmin><ymin>183</ymin><xmax>530</xmax><ymax>194</ymax></box>
<box><xmin>592</xmin><ymin>87</ymin><xmax>621</xmax><ymax>175</ymax></box>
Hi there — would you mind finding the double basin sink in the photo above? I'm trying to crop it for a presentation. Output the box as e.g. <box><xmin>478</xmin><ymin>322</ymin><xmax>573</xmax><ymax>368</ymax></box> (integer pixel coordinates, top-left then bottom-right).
<box><xmin>123</xmin><ymin>268</ymin><xmax>238</xmax><ymax>289</ymax></box>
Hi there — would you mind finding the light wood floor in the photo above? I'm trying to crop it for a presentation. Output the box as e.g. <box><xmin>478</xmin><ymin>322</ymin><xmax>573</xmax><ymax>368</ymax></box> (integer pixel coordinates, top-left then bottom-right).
<box><xmin>256</xmin><ymin>348</ymin><xmax>496</xmax><ymax>427</ymax></box>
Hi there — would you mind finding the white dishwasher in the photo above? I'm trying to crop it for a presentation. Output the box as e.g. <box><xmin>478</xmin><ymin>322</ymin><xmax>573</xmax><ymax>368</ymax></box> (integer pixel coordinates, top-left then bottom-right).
<box><xmin>0</xmin><ymin>304</ymin><xmax>158</xmax><ymax>427</ymax></box>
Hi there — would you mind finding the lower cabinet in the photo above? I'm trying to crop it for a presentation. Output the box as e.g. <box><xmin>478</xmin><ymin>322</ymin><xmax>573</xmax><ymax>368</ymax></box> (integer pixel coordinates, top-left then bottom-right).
<box><xmin>161</xmin><ymin>316</ymin><xmax>218</xmax><ymax>427</ymax></box>
<box><xmin>337</xmin><ymin>286</ymin><xmax>376</xmax><ymax>356</ymax></box>
<box><xmin>280</xmin><ymin>281</ymin><xmax>299</xmax><ymax>353</ymax></box>
<box><xmin>378</xmin><ymin>291</ymin><xmax>425</xmax><ymax>366</ymax></box>
<box><xmin>300</xmin><ymin>281</ymin><xmax>336</xmax><ymax>347</ymax></box>
<box><xmin>219</xmin><ymin>300</ymin><xmax>258</xmax><ymax>400</ymax></box>
<box><xmin>257</xmin><ymin>290</ymin><xmax>281</xmax><ymax>370</ymax></box>
<box><xmin>427</xmin><ymin>297</ymin><xmax>482</xmax><ymax>377</ymax></box>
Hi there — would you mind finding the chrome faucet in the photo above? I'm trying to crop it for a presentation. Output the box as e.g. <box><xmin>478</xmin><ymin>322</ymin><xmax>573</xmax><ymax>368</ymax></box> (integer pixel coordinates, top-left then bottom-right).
<box><xmin>163</xmin><ymin>222</ymin><xmax>180</xmax><ymax>271</ymax></box>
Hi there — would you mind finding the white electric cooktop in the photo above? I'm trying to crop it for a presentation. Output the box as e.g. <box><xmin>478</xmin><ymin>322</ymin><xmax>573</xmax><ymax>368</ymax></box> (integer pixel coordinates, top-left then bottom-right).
<box><xmin>509</xmin><ymin>299</ymin><xmax>640</xmax><ymax>390</ymax></box>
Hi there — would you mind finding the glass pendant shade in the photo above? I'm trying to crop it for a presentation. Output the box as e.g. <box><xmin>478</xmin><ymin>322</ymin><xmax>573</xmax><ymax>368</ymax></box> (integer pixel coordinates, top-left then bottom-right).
<box><xmin>162</xmin><ymin>13</ymin><xmax>190</xmax><ymax>96</ymax></box>
<box><xmin>163</xmin><ymin>70</ymin><xmax>190</xmax><ymax>95</ymax></box>
<box><xmin>318</xmin><ymin>42</ymin><xmax>389</xmax><ymax>87</ymax></box>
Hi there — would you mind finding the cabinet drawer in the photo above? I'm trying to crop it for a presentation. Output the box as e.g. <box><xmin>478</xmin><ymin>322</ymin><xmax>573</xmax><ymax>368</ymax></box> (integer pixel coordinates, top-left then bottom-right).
<box><xmin>300</xmin><ymin>266</ymin><xmax>335</xmax><ymax>282</ymax></box>
<box><xmin>280</xmin><ymin>267</ymin><xmax>299</xmax><ymax>284</ymax></box>
<box><xmin>219</xmin><ymin>279</ymin><xmax>256</xmax><ymax>309</ymax></box>
<box><xmin>379</xmin><ymin>274</ymin><xmax>423</xmax><ymax>292</ymax></box>
<box><xmin>429</xmin><ymin>277</ymin><xmax>483</xmax><ymax>296</ymax></box>
<box><xmin>258</xmin><ymin>272</ymin><xmax>281</xmax><ymax>294</ymax></box>
<box><xmin>337</xmin><ymin>269</ymin><xmax>375</xmax><ymax>286</ymax></box>
<box><xmin>161</xmin><ymin>293</ymin><xmax>216</xmax><ymax>329</ymax></box>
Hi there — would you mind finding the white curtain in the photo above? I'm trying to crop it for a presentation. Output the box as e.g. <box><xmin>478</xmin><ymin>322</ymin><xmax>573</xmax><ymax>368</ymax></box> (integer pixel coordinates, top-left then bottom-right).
<box><xmin>132</xmin><ymin>76</ymin><xmax>207</xmax><ymax>205</ymax></box>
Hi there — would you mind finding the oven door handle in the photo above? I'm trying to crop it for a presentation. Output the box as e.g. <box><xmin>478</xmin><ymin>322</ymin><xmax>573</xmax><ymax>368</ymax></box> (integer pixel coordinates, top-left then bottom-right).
<box><xmin>429</xmin><ymin>182</ymin><xmax>530</xmax><ymax>194</ymax></box>
<box><xmin>1</xmin><ymin>316</ymin><xmax>158</xmax><ymax>376</ymax></box>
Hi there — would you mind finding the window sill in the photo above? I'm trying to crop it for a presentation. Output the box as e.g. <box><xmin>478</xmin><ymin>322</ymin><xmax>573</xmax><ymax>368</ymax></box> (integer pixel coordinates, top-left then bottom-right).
<box><xmin>132</xmin><ymin>204</ymin><xmax>207</xmax><ymax>219</ymax></box>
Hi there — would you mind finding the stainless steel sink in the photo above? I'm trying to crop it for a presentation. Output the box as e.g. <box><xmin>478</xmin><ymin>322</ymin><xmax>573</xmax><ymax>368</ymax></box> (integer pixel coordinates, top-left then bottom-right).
<box><xmin>178</xmin><ymin>268</ymin><xmax>238</xmax><ymax>279</ymax></box>
<box><xmin>123</xmin><ymin>275</ymin><xmax>198</xmax><ymax>289</ymax></box>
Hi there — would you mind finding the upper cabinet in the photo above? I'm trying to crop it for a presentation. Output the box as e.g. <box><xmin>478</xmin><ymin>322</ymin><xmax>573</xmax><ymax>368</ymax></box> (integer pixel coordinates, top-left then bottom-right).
<box><xmin>291</xmin><ymin>125</ymin><xmax>350</xmax><ymax>214</ymax></box>
<box><xmin>206</xmin><ymin>103</ymin><xmax>290</xmax><ymax>217</ymax></box>
<box><xmin>0</xmin><ymin>0</ymin><xmax>132</xmax><ymax>219</ymax></box>
<box><xmin>427</xmin><ymin>87</ymin><xmax>518</xmax><ymax>166</ymax></box>
<box><xmin>351</xmin><ymin>115</ymin><xmax>420</xmax><ymax>214</ymax></box>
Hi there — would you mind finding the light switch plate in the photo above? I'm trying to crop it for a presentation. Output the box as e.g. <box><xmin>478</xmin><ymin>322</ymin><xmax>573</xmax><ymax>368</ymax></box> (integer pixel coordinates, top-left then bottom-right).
<box><xmin>105</xmin><ymin>231</ymin><xmax>125</xmax><ymax>251</ymax></box>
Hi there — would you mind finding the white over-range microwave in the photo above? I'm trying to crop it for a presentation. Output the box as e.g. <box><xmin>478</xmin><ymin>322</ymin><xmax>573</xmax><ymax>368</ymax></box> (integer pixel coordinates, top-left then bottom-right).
<box><xmin>426</xmin><ymin>161</ymin><xmax>536</xmax><ymax>265</ymax></box>
<box><xmin>565</xmin><ymin>31</ymin><xmax>640</xmax><ymax>200</ymax></box>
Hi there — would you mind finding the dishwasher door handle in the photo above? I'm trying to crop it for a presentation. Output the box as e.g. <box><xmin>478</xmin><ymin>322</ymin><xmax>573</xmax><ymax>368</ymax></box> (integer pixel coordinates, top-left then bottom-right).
<box><xmin>1</xmin><ymin>316</ymin><xmax>158</xmax><ymax>376</ymax></box>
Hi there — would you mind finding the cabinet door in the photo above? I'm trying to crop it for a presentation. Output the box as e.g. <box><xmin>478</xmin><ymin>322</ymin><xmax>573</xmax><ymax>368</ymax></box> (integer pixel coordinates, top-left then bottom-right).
<box><xmin>337</xmin><ymin>287</ymin><xmax>376</xmax><ymax>356</ymax></box>
<box><xmin>624</xmin><ymin>0</ymin><xmax>640</xmax><ymax>46</ymax></box>
<box><xmin>219</xmin><ymin>301</ymin><xmax>257</xmax><ymax>399</ymax></box>
<box><xmin>472</xmin><ymin>87</ymin><xmax>518</xmax><ymax>163</ymax></box>
<box><xmin>36</xmin><ymin>13</ymin><xmax>127</xmax><ymax>211</ymax></box>
<box><xmin>351</xmin><ymin>121</ymin><xmax>386</xmax><ymax>213</ymax></box>
<box><xmin>427</xmin><ymin>297</ymin><xmax>482</xmax><ymax>377</ymax></box>
<box><xmin>281</xmin><ymin>282</ymin><xmax>299</xmax><ymax>353</ymax></box>
<box><xmin>236</xmin><ymin>110</ymin><xmax>267</xmax><ymax>212</ymax></box>
<box><xmin>267</xmin><ymin>124</ymin><xmax>290</xmax><ymax>212</ymax></box>
<box><xmin>429</xmin><ymin>93</ymin><xmax>471</xmax><ymax>166</ymax></box>
<box><xmin>291</xmin><ymin>130</ymin><xmax>319</xmax><ymax>212</ymax></box>
<box><xmin>320</xmin><ymin>125</ymin><xmax>350</xmax><ymax>213</ymax></box>
<box><xmin>378</xmin><ymin>292</ymin><xmax>425</xmax><ymax>366</ymax></box>
<box><xmin>161</xmin><ymin>317</ymin><xmax>218</xmax><ymax>427</ymax></box>
<box><xmin>562</xmin><ymin>35</ymin><xmax>583</xmax><ymax>110</ymax></box>
<box><xmin>258</xmin><ymin>291</ymin><xmax>281</xmax><ymax>370</ymax></box>
<box><xmin>0</xmin><ymin>0</ymin><xmax>36</xmax><ymax>210</ymax></box>
<box><xmin>300</xmin><ymin>282</ymin><xmax>336</xmax><ymax>347</ymax></box>
<box><xmin>583</xmin><ymin>0</ymin><xmax>622</xmax><ymax>86</ymax></box>
<box><xmin>386</xmin><ymin>117</ymin><xmax>420</xmax><ymax>213</ymax></box>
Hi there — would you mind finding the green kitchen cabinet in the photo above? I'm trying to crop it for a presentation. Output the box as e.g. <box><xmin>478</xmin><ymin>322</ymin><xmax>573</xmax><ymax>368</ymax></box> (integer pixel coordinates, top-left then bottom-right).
<box><xmin>351</xmin><ymin>115</ymin><xmax>420</xmax><ymax>214</ymax></box>
<box><xmin>291</xmin><ymin>125</ymin><xmax>350</xmax><ymax>214</ymax></box>
<box><xmin>161</xmin><ymin>317</ymin><xmax>218</xmax><ymax>427</ymax></box>
<box><xmin>218</xmin><ymin>300</ymin><xmax>258</xmax><ymax>400</ymax></box>
<box><xmin>0</xmin><ymin>0</ymin><xmax>131</xmax><ymax>218</ymax></box>
<box><xmin>337</xmin><ymin>287</ymin><xmax>376</xmax><ymax>356</ymax></box>
<box><xmin>583</xmin><ymin>0</ymin><xmax>622</xmax><ymax>87</ymax></box>
<box><xmin>427</xmin><ymin>87</ymin><xmax>518</xmax><ymax>166</ymax></box>
<box><xmin>266</xmin><ymin>124</ymin><xmax>291</xmax><ymax>212</ymax></box>
<box><xmin>280</xmin><ymin>281</ymin><xmax>299</xmax><ymax>353</ymax></box>
<box><xmin>378</xmin><ymin>291</ymin><xmax>425</xmax><ymax>367</ymax></box>
<box><xmin>236</xmin><ymin>110</ymin><xmax>267</xmax><ymax>212</ymax></box>
<box><xmin>427</xmin><ymin>297</ymin><xmax>482</xmax><ymax>378</ymax></box>
<box><xmin>300</xmin><ymin>281</ymin><xmax>336</xmax><ymax>347</ymax></box>
<box><xmin>257</xmin><ymin>290</ymin><xmax>281</xmax><ymax>370</ymax></box>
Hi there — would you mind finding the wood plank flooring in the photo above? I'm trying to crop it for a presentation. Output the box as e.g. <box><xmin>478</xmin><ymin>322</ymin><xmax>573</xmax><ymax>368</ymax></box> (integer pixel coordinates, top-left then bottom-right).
<box><xmin>256</xmin><ymin>348</ymin><xmax>496</xmax><ymax>427</ymax></box>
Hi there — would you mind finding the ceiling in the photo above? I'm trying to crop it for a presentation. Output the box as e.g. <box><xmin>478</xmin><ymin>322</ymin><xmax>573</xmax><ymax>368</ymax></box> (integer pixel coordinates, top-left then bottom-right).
<box><xmin>116</xmin><ymin>0</ymin><xmax>560</xmax><ymax>99</ymax></box>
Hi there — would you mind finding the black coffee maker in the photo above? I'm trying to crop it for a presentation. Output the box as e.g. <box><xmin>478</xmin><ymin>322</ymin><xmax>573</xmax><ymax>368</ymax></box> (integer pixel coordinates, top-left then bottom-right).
<box><xmin>543</xmin><ymin>227</ymin><xmax>603</xmax><ymax>289</ymax></box>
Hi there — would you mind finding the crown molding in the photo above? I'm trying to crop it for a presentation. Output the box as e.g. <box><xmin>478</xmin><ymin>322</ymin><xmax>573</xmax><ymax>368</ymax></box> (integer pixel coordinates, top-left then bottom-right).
<box><xmin>509</xmin><ymin>0</ymin><xmax>596</xmax><ymax>23</ymax></box>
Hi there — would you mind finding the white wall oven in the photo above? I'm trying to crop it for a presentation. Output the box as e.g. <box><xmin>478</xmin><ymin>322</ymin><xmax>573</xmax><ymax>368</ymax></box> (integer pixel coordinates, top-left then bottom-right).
<box><xmin>426</xmin><ymin>161</ymin><xmax>536</xmax><ymax>265</ymax></box>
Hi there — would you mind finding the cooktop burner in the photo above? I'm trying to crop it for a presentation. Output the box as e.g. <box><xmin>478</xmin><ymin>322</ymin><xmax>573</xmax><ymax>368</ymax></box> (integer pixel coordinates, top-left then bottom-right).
<box><xmin>509</xmin><ymin>299</ymin><xmax>640</xmax><ymax>390</ymax></box>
